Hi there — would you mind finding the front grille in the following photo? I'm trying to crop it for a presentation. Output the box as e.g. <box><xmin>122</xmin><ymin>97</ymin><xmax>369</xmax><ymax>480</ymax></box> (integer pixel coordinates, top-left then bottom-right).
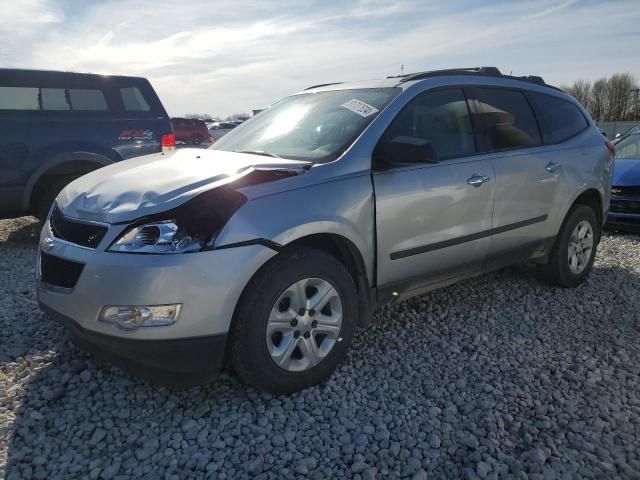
<box><xmin>612</xmin><ymin>186</ymin><xmax>640</xmax><ymax>196</ymax></box>
<box><xmin>40</xmin><ymin>253</ymin><xmax>84</xmax><ymax>289</ymax></box>
<box><xmin>50</xmin><ymin>205</ymin><xmax>107</xmax><ymax>249</ymax></box>
<box><xmin>610</xmin><ymin>199</ymin><xmax>640</xmax><ymax>215</ymax></box>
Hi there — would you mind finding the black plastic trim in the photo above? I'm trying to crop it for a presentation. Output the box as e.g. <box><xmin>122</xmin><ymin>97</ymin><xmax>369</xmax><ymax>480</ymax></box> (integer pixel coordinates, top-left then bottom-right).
<box><xmin>390</xmin><ymin>215</ymin><xmax>548</xmax><ymax>260</ymax></box>
<box><xmin>214</xmin><ymin>238</ymin><xmax>282</xmax><ymax>252</ymax></box>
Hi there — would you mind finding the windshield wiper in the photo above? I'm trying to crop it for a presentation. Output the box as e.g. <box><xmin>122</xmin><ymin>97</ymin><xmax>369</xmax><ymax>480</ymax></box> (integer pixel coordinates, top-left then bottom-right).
<box><xmin>236</xmin><ymin>150</ymin><xmax>282</xmax><ymax>159</ymax></box>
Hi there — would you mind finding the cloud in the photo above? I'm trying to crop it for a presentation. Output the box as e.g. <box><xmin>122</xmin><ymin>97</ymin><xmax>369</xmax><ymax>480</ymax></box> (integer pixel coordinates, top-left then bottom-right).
<box><xmin>1</xmin><ymin>0</ymin><xmax>638</xmax><ymax>117</ymax></box>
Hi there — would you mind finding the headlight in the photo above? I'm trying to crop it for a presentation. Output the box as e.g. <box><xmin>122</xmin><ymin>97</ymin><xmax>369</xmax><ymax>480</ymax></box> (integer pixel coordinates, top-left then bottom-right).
<box><xmin>109</xmin><ymin>220</ymin><xmax>205</xmax><ymax>253</ymax></box>
<box><xmin>108</xmin><ymin>187</ymin><xmax>247</xmax><ymax>254</ymax></box>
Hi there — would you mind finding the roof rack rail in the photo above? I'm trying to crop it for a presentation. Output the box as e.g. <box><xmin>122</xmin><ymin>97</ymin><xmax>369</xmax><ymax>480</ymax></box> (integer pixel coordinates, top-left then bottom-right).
<box><xmin>392</xmin><ymin>67</ymin><xmax>502</xmax><ymax>82</ymax></box>
<box><xmin>304</xmin><ymin>82</ymin><xmax>344</xmax><ymax>90</ymax></box>
<box><xmin>391</xmin><ymin>66</ymin><xmax>561</xmax><ymax>91</ymax></box>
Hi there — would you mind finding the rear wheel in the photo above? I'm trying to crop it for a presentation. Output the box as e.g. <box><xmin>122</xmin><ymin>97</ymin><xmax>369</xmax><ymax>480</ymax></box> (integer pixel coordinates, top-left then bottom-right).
<box><xmin>537</xmin><ymin>204</ymin><xmax>600</xmax><ymax>288</ymax></box>
<box><xmin>229</xmin><ymin>248</ymin><xmax>357</xmax><ymax>394</ymax></box>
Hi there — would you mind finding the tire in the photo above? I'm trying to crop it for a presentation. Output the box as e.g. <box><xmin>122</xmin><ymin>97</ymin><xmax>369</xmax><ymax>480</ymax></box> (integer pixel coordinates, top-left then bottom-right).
<box><xmin>35</xmin><ymin>176</ymin><xmax>77</xmax><ymax>224</ymax></box>
<box><xmin>536</xmin><ymin>204</ymin><xmax>600</xmax><ymax>288</ymax></box>
<box><xmin>229</xmin><ymin>247</ymin><xmax>358</xmax><ymax>394</ymax></box>
<box><xmin>190</xmin><ymin>133</ymin><xmax>203</xmax><ymax>145</ymax></box>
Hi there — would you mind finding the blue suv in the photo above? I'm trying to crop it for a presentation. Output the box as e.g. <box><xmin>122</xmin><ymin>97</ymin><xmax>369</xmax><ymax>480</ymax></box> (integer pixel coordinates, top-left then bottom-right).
<box><xmin>0</xmin><ymin>68</ymin><xmax>174</xmax><ymax>221</ymax></box>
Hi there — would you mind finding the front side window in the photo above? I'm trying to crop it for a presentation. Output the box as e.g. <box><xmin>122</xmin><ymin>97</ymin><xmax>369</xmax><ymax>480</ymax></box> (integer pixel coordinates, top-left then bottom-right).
<box><xmin>380</xmin><ymin>88</ymin><xmax>475</xmax><ymax>160</ymax></box>
<box><xmin>121</xmin><ymin>87</ymin><xmax>150</xmax><ymax>111</ymax></box>
<box><xmin>529</xmin><ymin>92</ymin><xmax>588</xmax><ymax>143</ymax></box>
<box><xmin>0</xmin><ymin>87</ymin><xmax>39</xmax><ymax>110</ymax></box>
<box><xmin>211</xmin><ymin>88</ymin><xmax>401</xmax><ymax>163</ymax></box>
<box><xmin>471</xmin><ymin>88</ymin><xmax>542</xmax><ymax>151</ymax></box>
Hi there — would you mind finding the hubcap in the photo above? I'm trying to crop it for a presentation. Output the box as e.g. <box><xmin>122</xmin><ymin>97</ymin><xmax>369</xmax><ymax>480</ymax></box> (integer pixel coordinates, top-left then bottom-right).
<box><xmin>568</xmin><ymin>220</ymin><xmax>594</xmax><ymax>275</ymax></box>
<box><xmin>266</xmin><ymin>278</ymin><xmax>342</xmax><ymax>372</ymax></box>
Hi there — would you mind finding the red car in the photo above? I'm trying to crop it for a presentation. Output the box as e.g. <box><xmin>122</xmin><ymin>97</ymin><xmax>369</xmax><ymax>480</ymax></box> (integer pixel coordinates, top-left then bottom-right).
<box><xmin>171</xmin><ymin>117</ymin><xmax>212</xmax><ymax>145</ymax></box>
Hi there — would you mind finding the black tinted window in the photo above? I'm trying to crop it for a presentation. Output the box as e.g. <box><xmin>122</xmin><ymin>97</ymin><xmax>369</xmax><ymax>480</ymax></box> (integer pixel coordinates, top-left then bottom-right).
<box><xmin>384</xmin><ymin>88</ymin><xmax>475</xmax><ymax>160</ymax></box>
<box><xmin>0</xmin><ymin>87</ymin><xmax>39</xmax><ymax>109</ymax></box>
<box><xmin>471</xmin><ymin>88</ymin><xmax>541</xmax><ymax>151</ymax></box>
<box><xmin>69</xmin><ymin>89</ymin><xmax>107</xmax><ymax>111</ymax></box>
<box><xmin>41</xmin><ymin>88</ymin><xmax>70</xmax><ymax>110</ymax></box>
<box><xmin>121</xmin><ymin>87</ymin><xmax>150</xmax><ymax>111</ymax></box>
<box><xmin>529</xmin><ymin>92</ymin><xmax>588</xmax><ymax>143</ymax></box>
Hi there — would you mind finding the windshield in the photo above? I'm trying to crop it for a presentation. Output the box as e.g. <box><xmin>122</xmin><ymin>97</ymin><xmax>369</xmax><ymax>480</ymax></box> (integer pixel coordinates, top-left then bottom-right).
<box><xmin>616</xmin><ymin>134</ymin><xmax>640</xmax><ymax>159</ymax></box>
<box><xmin>211</xmin><ymin>88</ymin><xmax>401</xmax><ymax>163</ymax></box>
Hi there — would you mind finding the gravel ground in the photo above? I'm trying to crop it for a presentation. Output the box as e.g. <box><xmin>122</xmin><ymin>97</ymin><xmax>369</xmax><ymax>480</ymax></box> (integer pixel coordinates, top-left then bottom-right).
<box><xmin>1</xmin><ymin>216</ymin><xmax>640</xmax><ymax>480</ymax></box>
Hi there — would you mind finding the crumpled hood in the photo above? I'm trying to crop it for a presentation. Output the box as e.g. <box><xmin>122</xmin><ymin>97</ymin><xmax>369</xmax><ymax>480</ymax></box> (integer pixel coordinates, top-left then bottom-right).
<box><xmin>612</xmin><ymin>157</ymin><xmax>640</xmax><ymax>187</ymax></box>
<box><xmin>57</xmin><ymin>148</ymin><xmax>310</xmax><ymax>224</ymax></box>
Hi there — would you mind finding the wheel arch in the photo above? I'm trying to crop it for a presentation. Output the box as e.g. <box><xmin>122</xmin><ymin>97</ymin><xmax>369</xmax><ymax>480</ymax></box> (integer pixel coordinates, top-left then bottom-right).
<box><xmin>23</xmin><ymin>152</ymin><xmax>113</xmax><ymax>212</ymax></box>
<box><xmin>569</xmin><ymin>188</ymin><xmax>604</xmax><ymax>227</ymax></box>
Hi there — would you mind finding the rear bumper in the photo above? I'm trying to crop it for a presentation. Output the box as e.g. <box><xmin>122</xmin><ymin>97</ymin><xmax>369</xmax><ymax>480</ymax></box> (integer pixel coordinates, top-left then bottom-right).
<box><xmin>42</xmin><ymin>303</ymin><xmax>227</xmax><ymax>385</ymax></box>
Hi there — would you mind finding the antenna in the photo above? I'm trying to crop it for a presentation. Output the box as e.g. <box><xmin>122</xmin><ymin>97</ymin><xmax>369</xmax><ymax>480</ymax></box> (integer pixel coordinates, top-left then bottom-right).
<box><xmin>401</xmin><ymin>64</ymin><xmax>404</xmax><ymax>76</ymax></box>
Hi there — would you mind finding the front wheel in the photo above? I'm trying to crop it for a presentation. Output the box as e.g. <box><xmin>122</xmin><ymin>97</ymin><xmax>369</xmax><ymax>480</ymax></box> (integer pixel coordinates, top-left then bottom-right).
<box><xmin>537</xmin><ymin>204</ymin><xmax>600</xmax><ymax>288</ymax></box>
<box><xmin>229</xmin><ymin>248</ymin><xmax>357</xmax><ymax>394</ymax></box>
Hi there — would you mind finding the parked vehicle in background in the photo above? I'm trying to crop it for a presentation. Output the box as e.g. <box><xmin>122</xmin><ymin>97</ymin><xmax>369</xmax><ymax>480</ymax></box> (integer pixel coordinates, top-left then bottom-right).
<box><xmin>38</xmin><ymin>67</ymin><xmax>612</xmax><ymax>394</ymax></box>
<box><xmin>208</xmin><ymin>121</ymin><xmax>238</xmax><ymax>142</ymax></box>
<box><xmin>171</xmin><ymin>117</ymin><xmax>212</xmax><ymax>145</ymax></box>
<box><xmin>607</xmin><ymin>131</ymin><xmax>640</xmax><ymax>230</ymax></box>
<box><xmin>0</xmin><ymin>68</ymin><xmax>174</xmax><ymax>222</ymax></box>
<box><xmin>613</xmin><ymin>125</ymin><xmax>640</xmax><ymax>144</ymax></box>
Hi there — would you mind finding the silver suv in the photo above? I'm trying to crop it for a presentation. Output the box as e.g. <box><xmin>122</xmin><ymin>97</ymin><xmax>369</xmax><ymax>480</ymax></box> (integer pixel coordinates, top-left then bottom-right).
<box><xmin>38</xmin><ymin>67</ymin><xmax>614</xmax><ymax>393</ymax></box>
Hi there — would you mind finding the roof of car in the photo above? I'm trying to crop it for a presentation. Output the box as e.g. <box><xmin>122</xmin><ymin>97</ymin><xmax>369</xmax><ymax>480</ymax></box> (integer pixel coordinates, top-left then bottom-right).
<box><xmin>0</xmin><ymin>68</ymin><xmax>148</xmax><ymax>83</ymax></box>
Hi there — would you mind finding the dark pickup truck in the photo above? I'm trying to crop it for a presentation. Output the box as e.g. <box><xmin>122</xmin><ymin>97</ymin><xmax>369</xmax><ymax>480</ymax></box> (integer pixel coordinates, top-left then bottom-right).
<box><xmin>0</xmin><ymin>68</ymin><xmax>175</xmax><ymax>221</ymax></box>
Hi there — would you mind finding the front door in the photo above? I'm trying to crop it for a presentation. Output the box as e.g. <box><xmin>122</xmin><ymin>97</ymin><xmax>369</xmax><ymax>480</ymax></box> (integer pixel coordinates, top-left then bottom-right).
<box><xmin>372</xmin><ymin>88</ymin><xmax>495</xmax><ymax>299</ymax></box>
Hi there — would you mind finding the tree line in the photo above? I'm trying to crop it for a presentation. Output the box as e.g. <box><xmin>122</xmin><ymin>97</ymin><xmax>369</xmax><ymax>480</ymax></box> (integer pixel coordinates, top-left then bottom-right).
<box><xmin>560</xmin><ymin>73</ymin><xmax>639</xmax><ymax>122</ymax></box>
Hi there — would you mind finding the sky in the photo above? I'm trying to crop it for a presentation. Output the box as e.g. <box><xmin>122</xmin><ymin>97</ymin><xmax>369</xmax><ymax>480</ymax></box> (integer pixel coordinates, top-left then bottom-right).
<box><xmin>1</xmin><ymin>0</ymin><xmax>639</xmax><ymax>117</ymax></box>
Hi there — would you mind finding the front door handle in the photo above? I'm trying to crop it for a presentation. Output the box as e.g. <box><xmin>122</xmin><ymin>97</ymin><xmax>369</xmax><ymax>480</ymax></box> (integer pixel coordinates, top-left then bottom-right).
<box><xmin>467</xmin><ymin>174</ymin><xmax>490</xmax><ymax>187</ymax></box>
<box><xmin>545</xmin><ymin>161</ymin><xmax>562</xmax><ymax>173</ymax></box>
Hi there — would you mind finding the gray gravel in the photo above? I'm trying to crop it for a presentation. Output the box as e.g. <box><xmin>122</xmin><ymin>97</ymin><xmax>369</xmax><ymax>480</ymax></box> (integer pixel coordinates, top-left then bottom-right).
<box><xmin>1</xmin><ymin>216</ymin><xmax>640</xmax><ymax>479</ymax></box>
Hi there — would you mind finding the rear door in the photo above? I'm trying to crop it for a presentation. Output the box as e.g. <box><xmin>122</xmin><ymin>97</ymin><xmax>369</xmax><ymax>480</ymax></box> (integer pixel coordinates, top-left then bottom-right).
<box><xmin>373</xmin><ymin>88</ymin><xmax>495</xmax><ymax>299</ymax></box>
<box><xmin>466</xmin><ymin>86</ymin><xmax>562</xmax><ymax>269</ymax></box>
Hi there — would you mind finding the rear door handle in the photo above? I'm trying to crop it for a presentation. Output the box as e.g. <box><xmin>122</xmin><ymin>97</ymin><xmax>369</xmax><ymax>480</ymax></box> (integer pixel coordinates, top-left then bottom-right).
<box><xmin>467</xmin><ymin>174</ymin><xmax>490</xmax><ymax>187</ymax></box>
<box><xmin>545</xmin><ymin>161</ymin><xmax>562</xmax><ymax>173</ymax></box>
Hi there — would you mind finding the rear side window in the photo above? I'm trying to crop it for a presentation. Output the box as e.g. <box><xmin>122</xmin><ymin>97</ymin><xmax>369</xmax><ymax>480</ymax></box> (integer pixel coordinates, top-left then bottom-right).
<box><xmin>528</xmin><ymin>92</ymin><xmax>588</xmax><ymax>143</ymax></box>
<box><xmin>121</xmin><ymin>87</ymin><xmax>150</xmax><ymax>111</ymax></box>
<box><xmin>69</xmin><ymin>89</ymin><xmax>107</xmax><ymax>111</ymax></box>
<box><xmin>0</xmin><ymin>86</ymin><xmax>39</xmax><ymax>109</ymax></box>
<box><xmin>383</xmin><ymin>88</ymin><xmax>475</xmax><ymax>160</ymax></box>
<box><xmin>471</xmin><ymin>88</ymin><xmax>541</xmax><ymax>151</ymax></box>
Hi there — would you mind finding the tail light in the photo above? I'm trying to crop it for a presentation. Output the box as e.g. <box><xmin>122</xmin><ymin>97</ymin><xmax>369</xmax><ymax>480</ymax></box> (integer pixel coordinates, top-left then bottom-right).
<box><xmin>605</xmin><ymin>140</ymin><xmax>616</xmax><ymax>157</ymax></box>
<box><xmin>161</xmin><ymin>133</ymin><xmax>176</xmax><ymax>152</ymax></box>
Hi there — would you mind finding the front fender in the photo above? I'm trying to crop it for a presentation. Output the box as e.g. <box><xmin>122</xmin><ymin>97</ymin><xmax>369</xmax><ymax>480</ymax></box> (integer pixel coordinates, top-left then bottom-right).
<box><xmin>215</xmin><ymin>174</ymin><xmax>375</xmax><ymax>283</ymax></box>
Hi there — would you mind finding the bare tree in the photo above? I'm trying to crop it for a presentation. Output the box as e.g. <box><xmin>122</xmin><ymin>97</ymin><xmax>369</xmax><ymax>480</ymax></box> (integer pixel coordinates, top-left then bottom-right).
<box><xmin>590</xmin><ymin>78</ymin><xmax>609</xmax><ymax>122</ymax></box>
<box><xmin>565</xmin><ymin>80</ymin><xmax>592</xmax><ymax>111</ymax></box>
<box><xmin>606</xmin><ymin>73</ymin><xmax>636</xmax><ymax>121</ymax></box>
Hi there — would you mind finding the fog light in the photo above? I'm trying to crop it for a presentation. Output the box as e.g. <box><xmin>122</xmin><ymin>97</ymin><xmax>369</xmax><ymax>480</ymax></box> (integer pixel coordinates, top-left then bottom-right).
<box><xmin>99</xmin><ymin>304</ymin><xmax>181</xmax><ymax>331</ymax></box>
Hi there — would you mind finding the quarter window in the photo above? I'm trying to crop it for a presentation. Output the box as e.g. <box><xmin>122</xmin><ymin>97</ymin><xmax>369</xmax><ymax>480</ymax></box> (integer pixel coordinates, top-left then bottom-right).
<box><xmin>528</xmin><ymin>92</ymin><xmax>588</xmax><ymax>143</ymax></box>
<box><xmin>383</xmin><ymin>88</ymin><xmax>475</xmax><ymax>160</ymax></box>
<box><xmin>471</xmin><ymin>88</ymin><xmax>541</xmax><ymax>151</ymax></box>
<box><xmin>0</xmin><ymin>87</ymin><xmax>39</xmax><ymax>110</ymax></box>
<box><xmin>121</xmin><ymin>87</ymin><xmax>150</xmax><ymax>111</ymax></box>
<box><xmin>69</xmin><ymin>89</ymin><xmax>107</xmax><ymax>111</ymax></box>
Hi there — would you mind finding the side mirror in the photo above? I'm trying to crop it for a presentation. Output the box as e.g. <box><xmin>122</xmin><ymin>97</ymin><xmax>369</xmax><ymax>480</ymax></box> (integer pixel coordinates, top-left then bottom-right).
<box><xmin>376</xmin><ymin>136</ymin><xmax>439</xmax><ymax>167</ymax></box>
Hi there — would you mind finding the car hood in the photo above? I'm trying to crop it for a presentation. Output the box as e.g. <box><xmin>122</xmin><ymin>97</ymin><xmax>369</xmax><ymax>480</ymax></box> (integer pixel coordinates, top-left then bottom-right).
<box><xmin>612</xmin><ymin>157</ymin><xmax>640</xmax><ymax>187</ymax></box>
<box><xmin>56</xmin><ymin>149</ymin><xmax>310</xmax><ymax>224</ymax></box>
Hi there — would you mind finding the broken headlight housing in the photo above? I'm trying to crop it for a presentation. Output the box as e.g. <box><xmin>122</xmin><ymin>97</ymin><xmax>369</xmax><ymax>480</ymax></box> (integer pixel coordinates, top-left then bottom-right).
<box><xmin>108</xmin><ymin>187</ymin><xmax>247</xmax><ymax>254</ymax></box>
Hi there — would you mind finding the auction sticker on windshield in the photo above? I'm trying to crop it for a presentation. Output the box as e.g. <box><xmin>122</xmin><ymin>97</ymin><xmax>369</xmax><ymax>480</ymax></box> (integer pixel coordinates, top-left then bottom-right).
<box><xmin>341</xmin><ymin>99</ymin><xmax>379</xmax><ymax>117</ymax></box>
